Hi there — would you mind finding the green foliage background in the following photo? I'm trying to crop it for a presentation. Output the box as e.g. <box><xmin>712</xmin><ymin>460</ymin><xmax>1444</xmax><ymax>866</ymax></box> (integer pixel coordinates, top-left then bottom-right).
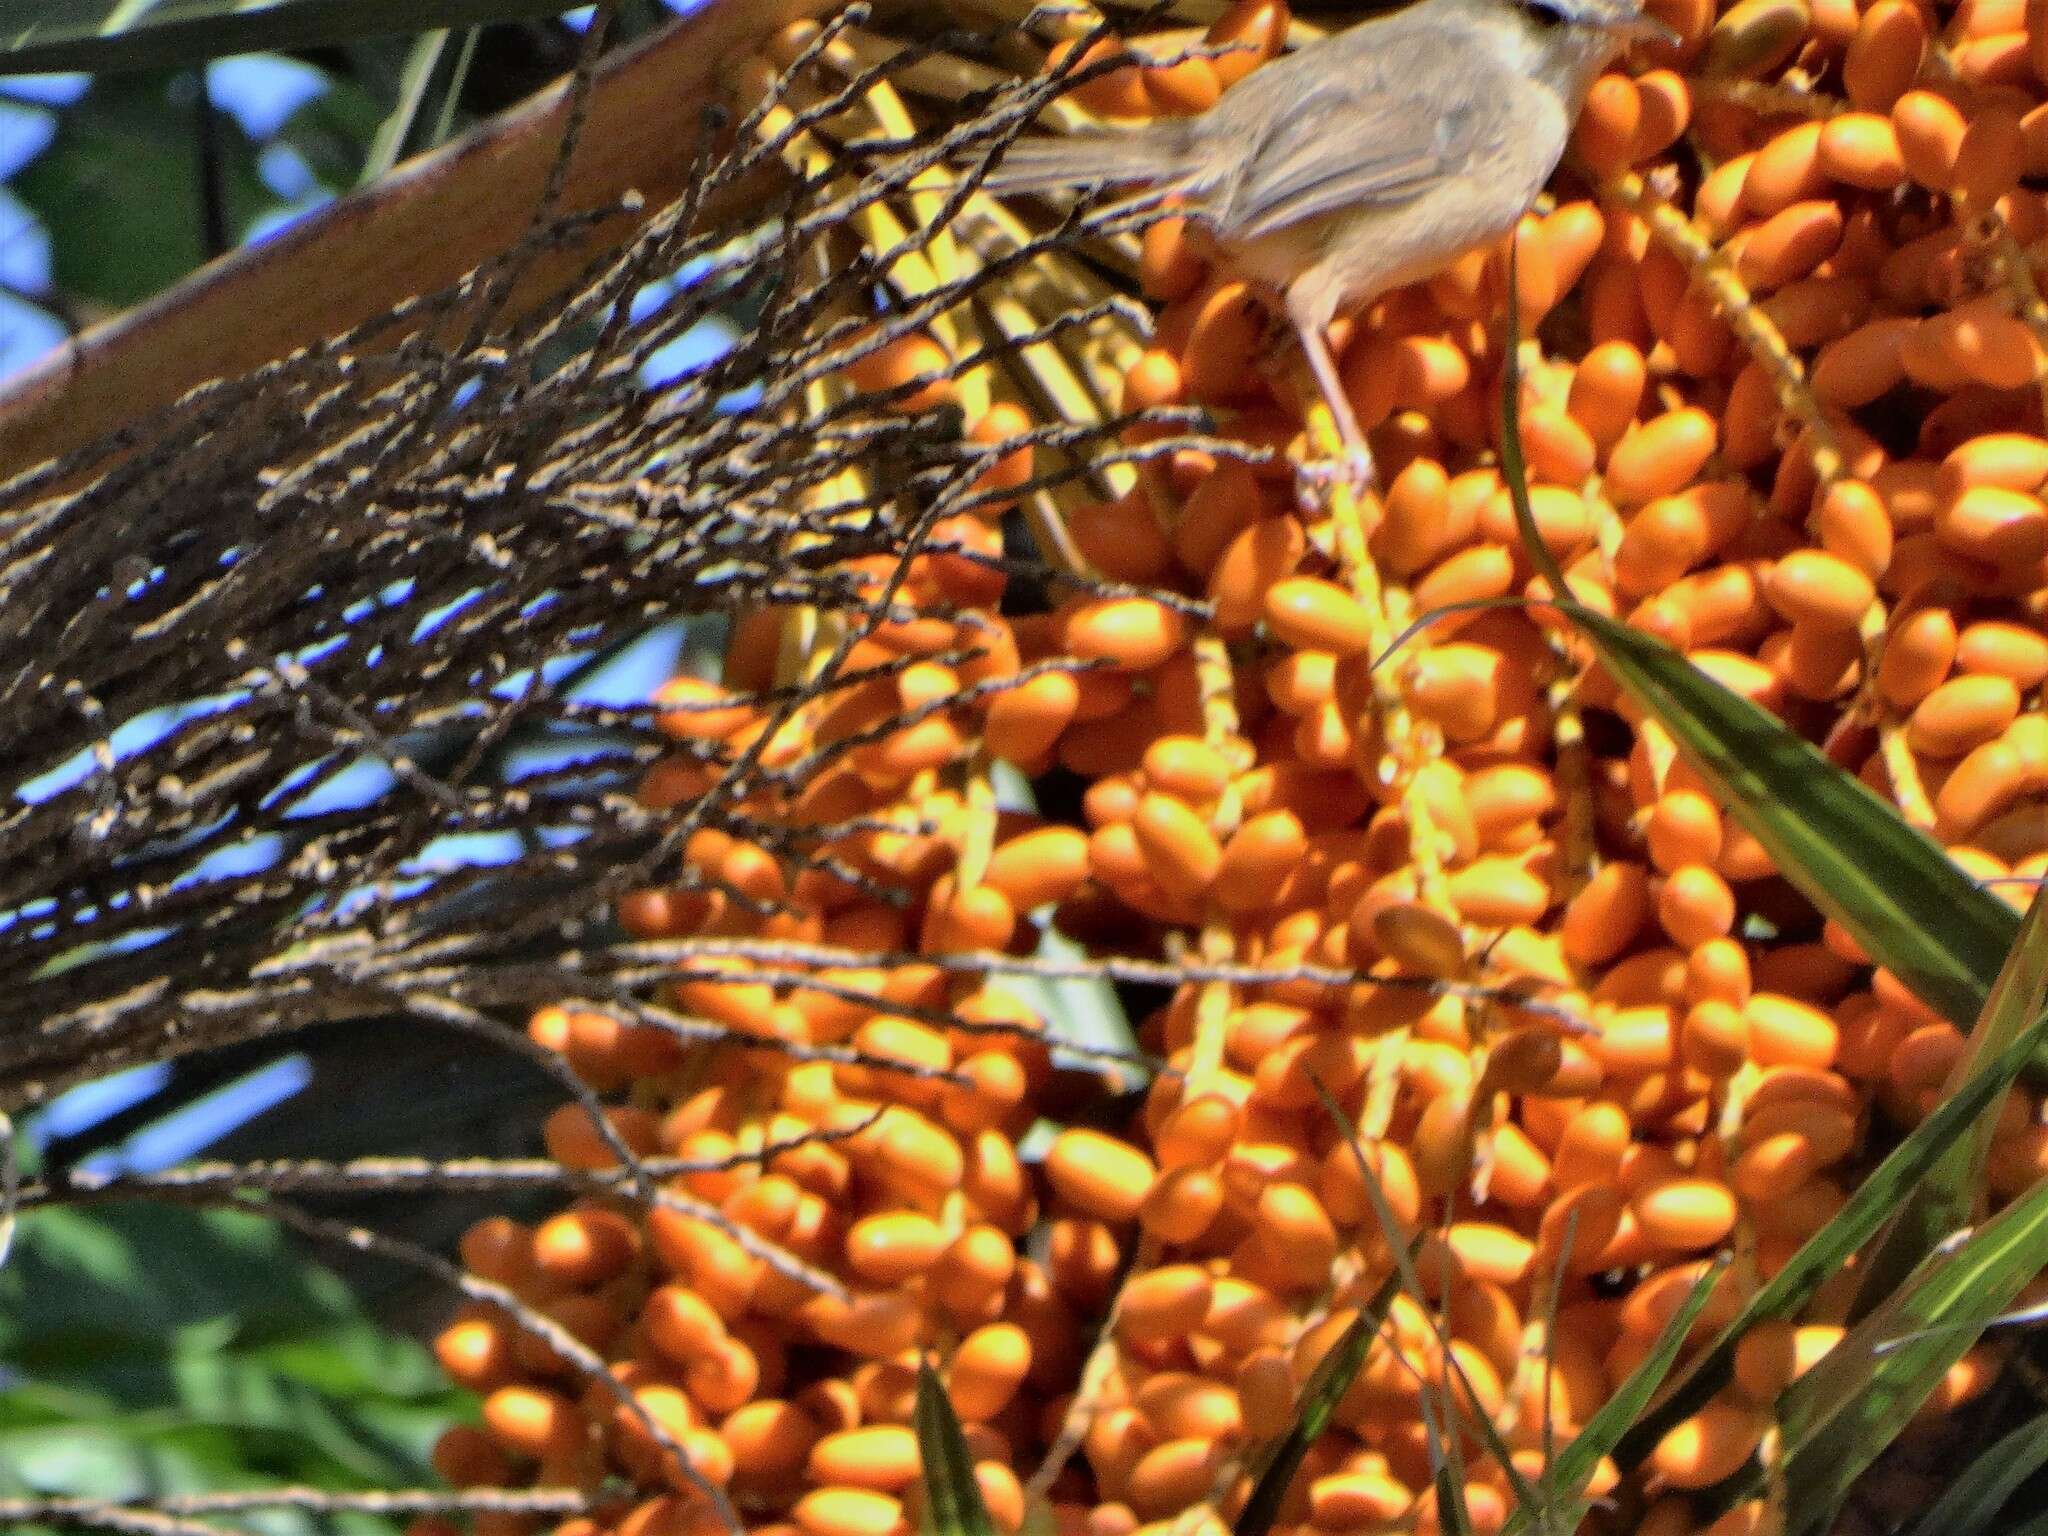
<box><xmin>0</xmin><ymin>1202</ymin><xmax>470</xmax><ymax>1535</ymax></box>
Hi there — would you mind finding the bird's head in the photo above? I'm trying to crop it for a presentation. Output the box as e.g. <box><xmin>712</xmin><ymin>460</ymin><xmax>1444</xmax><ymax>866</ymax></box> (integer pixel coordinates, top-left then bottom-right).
<box><xmin>1487</xmin><ymin>0</ymin><xmax>1678</xmax><ymax>88</ymax></box>
<box><xmin>1511</xmin><ymin>0</ymin><xmax>1680</xmax><ymax>48</ymax></box>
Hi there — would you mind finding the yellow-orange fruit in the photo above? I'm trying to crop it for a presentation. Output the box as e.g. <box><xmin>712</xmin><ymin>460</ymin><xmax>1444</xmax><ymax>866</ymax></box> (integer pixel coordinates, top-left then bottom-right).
<box><xmin>1908</xmin><ymin>674</ymin><xmax>2022</xmax><ymax>758</ymax></box>
<box><xmin>949</xmin><ymin>1322</ymin><xmax>1031</xmax><ymax>1421</ymax></box>
<box><xmin>1213</xmin><ymin>810</ymin><xmax>1308</xmax><ymax>912</ymax></box>
<box><xmin>793</xmin><ymin>1487</ymin><xmax>904</xmax><ymax>1536</ymax></box>
<box><xmin>459</xmin><ymin>1217</ymin><xmax>532</xmax><ymax>1286</ymax></box>
<box><xmin>1813</xmin><ymin>317</ymin><xmax>1915</xmax><ymax>407</ymax></box>
<box><xmin>1264</xmin><ymin>577</ymin><xmax>1375</xmax><ymax>657</ymax></box>
<box><xmin>1765</xmin><ymin>551</ymin><xmax>1875</xmax><ymax>629</ymax></box>
<box><xmin>1743</xmin><ymin>121</ymin><xmax>1825</xmax><ymax>215</ymax></box>
<box><xmin>1561</xmin><ymin>861</ymin><xmax>1652</xmax><ymax>965</ymax></box>
<box><xmin>1744</xmin><ymin>993</ymin><xmax>1842</xmax><ymax>1070</ymax></box>
<box><xmin>1045</xmin><ymin>1129</ymin><xmax>1156</xmax><ymax>1222</ymax></box>
<box><xmin>1820</xmin><ymin>112</ymin><xmax>1906</xmax><ymax>187</ymax></box>
<box><xmin>1939</xmin><ymin>484</ymin><xmax>2048</xmax><ymax>565</ymax></box>
<box><xmin>1893</xmin><ymin>90</ymin><xmax>1967</xmax><ymax>189</ymax></box>
<box><xmin>1657</xmin><ymin>864</ymin><xmax>1737</xmax><ymax>948</ymax></box>
<box><xmin>1732</xmin><ymin>1321</ymin><xmax>1846</xmax><ymax>1402</ymax></box>
<box><xmin>643</xmin><ymin>1284</ymin><xmax>728</xmax><ymax>1364</ymax></box>
<box><xmin>434</xmin><ymin>1311</ymin><xmax>515</xmax><ymax>1391</ymax></box>
<box><xmin>1845</xmin><ymin>0</ymin><xmax>1926</xmax><ymax>110</ymax></box>
<box><xmin>1815</xmin><ymin>479</ymin><xmax>1894</xmax><ymax>578</ymax></box>
<box><xmin>1132</xmin><ymin>791</ymin><xmax>1224</xmax><ymax>899</ymax></box>
<box><xmin>484</xmin><ymin>1385</ymin><xmax>585</xmax><ymax>1462</ymax></box>
<box><xmin>432</xmin><ymin>1425</ymin><xmax>511</xmax><ymax>1490</ymax></box>
<box><xmin>1126</xmin><ymin>1437</ymin><xmax>1225</xmax><ymax>1520</ymax></box>
<box><xmin>1569</xmin><ymin>341</ymin><xmax>1648</xmax><ymax>452</ymax></box>
<box><xmin>1736</xmin><ymin>202</ymin><xmax>1843</xmax><ymax>292</ymax></box>
<box><xmin>1140</xmin><ymin>1164</ymin><xmax>1225</xmax><ymax>1244</ymax></box>
<box><xmin>1632</xmin><ymin>1178</ymin><xmax>1739</xmax><ymax>1251</ymax></box>
<box><xmin>1937</xmin><ymin>738</ymin><xmax>2031</xmax><ymax>838</ymax></box>
<box><xmin>808</xmin><ymin>1426</ymin><xmax>922</xmax><ymax>1492</ymax></box>
<box><xmin>1446</xmin><ymin>856</ymin><xmax>1552</xmax><ymax>927</ymax></box>
<box><xmin>845</xmin><ymin>1211</ymin><xmax>948</xmax><ymax>1285</ymax></box>
<box><xmin>1552</xmin><ymin>1103</ymin><xmax>1632</xmax><ymax>1191</ymax></box>
<box><xmin>1310</xmin><ymin>1471</ymin><xmax>1414</xmax><ymax>1530</ymax></box>
<box><xmin>724</xmin><ymin>1400</ymin><xmax>823</xmax><ymax>1493</ymax></box>
<box><xmin>1209</xmin><ymin>518</ymin><xmax>1306</xmax><ymax>631</ymax></box>
<box><xmin>1651</xmin><ymin>1403</ymin><xmax>1765</xmax><ymax>1489</ymax></box>
<box><xmin>1183</xmin><ymin>279</ymin><xmax>1272</xmax><ymax>402</ymax></box>
<box><xmin>1957</xmin><ymin>622</ymin><xmax>2048</xmax><ymax>687</ymax></box>
<box><xmin>984</xmin><ymin>670</ymin><xmax>1079</xmax><ymax>766</ymax></box>
<box><xmin>530</xmin><ymin>1206</ymin><xmax>638</xmax><ymax>1290</ymax></box>
<box><xmin>1955</xmin><ymin>107</ymin><xmax>2027</xmax><ymax>209</ymax></box>
<box><xmin>1535</xmin><ymin>1182</ymin><xmax>1626</xmax><ymax>1278</ymax></box>
<box><xmin>1878</xmin><ymin>606</ymin><xmax>1959</xmax><ymax>708</ymax></box>
<box><xmin>655</xmin><ymin>676</ymin><xmax>755</xmax><ymax>742</ymax></box>
<box><xmin>1573</xmin><ymin>73</ymin><xmax>1641</xmax><ymax>176</ymax></box>
<box><xmin>985</xmin><ymin>826</ymin><xmax>1091</xmax><ymax>911</ymax></box>
<box><xmin>1062</xmin><ymin>598</ymin><xmax>1186</xmax><ymax>671</ymax></box>
<box><xmin>1374</xmin><ymin>457</ymin><xmax>1460</xmax><ymax>575</ymax></box>
<box><xmin>1119</xmin><ymin>1264</ymin><xmax>1216</xmax><ymax>1341</ymax></box>
<box><xmin>1442</xmin><ymin>1222</ymin><xmax>1536</xmax><ymax>1285</ymax></box>
<box><xmin>1606</xmin><ymin>410</ymin><xmax>1720</xmax><ymax>507</ymax></box>
<box><xmin>1254</xmin><ymin>1182</ymin><xmax>1341</xmax><ymax>1287</ymax></box>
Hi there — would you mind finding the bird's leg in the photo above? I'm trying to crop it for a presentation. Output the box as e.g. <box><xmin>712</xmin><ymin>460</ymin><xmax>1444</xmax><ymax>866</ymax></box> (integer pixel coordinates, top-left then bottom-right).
<box><xmin>1292</xmin><ymin>316</ymin><xmax>1377</xmax><ymax>513</ymax></box>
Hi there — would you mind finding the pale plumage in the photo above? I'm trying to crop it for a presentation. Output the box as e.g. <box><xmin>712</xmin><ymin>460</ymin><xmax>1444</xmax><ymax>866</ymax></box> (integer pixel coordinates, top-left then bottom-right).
<box><xmin>981</xmin><ymin>0</ymin><xmax>1668</xmax><ymax>475</ymax></box>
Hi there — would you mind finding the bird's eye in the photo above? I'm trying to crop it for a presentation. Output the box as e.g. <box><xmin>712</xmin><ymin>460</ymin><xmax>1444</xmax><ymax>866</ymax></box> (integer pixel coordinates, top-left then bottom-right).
<box><xmin>1522</xmin><ymin>0</ymin><xmax>1572</xmax><ymax>24</ymax></box>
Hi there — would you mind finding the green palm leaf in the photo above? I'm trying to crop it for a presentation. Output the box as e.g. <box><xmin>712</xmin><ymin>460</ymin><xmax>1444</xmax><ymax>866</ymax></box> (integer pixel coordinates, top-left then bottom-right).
<box><xmin>0</xmin><ymin>1</ymin><xmax>573</xmax><ymax>74</ymax></box>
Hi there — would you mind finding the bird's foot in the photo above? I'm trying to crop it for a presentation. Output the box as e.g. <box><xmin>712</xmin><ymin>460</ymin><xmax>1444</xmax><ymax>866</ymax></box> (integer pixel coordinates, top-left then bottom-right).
<box><xmin>1294</xmin><ymin>441</ymin><xmax>1378</xmax><ymax>514</ymax></box>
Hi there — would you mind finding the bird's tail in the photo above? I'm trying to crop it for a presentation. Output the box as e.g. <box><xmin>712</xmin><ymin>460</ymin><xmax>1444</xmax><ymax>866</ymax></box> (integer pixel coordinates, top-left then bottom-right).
<box><xmin>970</xmin><ymin>125</ymin><xmax>1200</xmax><ymax>199</ymax></box>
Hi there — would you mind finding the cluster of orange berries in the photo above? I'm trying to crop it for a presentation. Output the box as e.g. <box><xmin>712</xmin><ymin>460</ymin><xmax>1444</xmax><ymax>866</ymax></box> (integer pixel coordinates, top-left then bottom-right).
<box><xmin>411</xmin><ymin>3</ymin><xmax>2048</xmax><ymax>1536</ymax></box>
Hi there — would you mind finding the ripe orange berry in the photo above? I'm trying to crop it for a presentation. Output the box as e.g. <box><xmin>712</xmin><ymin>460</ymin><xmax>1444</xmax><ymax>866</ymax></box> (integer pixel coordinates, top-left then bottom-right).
<box><xmin>1045</xmin><ymin>1129</ymin><xmax>1156</xmax><ymax>1222</ymax></box>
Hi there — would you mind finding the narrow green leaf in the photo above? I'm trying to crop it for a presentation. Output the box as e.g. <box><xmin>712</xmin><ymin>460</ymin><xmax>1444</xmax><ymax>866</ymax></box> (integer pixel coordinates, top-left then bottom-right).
<box><xmin>1772</xmin><ymin>1173</ymin><xmax>2048</xmax><ymax>1534</ymax></box>
<box><xmin>915</xmin><ymin>1359</ymin><xmax>995</xmax><ymax>1536</ymax></box>
<box><xmin>1611</xmin><ymin>1006</ymin><xmax>2048</xmax><ymax>1469</ymax></box>
<box><xmin>1430</xmin><ymin>1442</ymin><xmax>1476</xmax><ymax>1536</ymax></box>
<box><xmin>1498</xmin><ymin>247</ymin><xmax>1566</xmax><ymax>601</ymax></box>
<box><xmin>431</xmin><ymin>27</ymin><xmax>483</xmax><ymax>147</ymax></box>
<box><xmin>1567</xmin><ymin>610</ymin><xmax>2017</xmax><ymax>1030</ymax></box>
<box><xmin>1504</xmin><ymin>1255</ymin><xmax>1730</xmax><ymax>1536</ymax></box>
<box><xmin>1855</xmin><ymin>888</ymin><xmax>2048</xmax><ymax>1318</ymax></box>
<box><xmin>1496</xmin><ymin>264</ymin><xmax>2018</xmax><ymax>1033</ymax></box>
<box><xmin>1308</xmin><ymin>1078</ymin><xmax>1552</xmax><ymax>1536</ymax></box>
<box><xmin>0</xmin><ymin>1</ymin><xmax>574</xmax><ymax>75</ymax></box>
<box><xmin>361</xmin><ymin>29</ymin><xmax>451</xmax><ymax>185</ymax></box>
<box><xmin>1900</xmin><ymin>1410</ymin><xmax>2048</xmax><ymax>1536</ymax></box>
<box><xmin>360</xmin><ymin>24</ymin><xmax>483</xmax><ymax>185</ymax></box>
<box><xmin>1234</xmin><ymin>1264</ymin><xmax>1404</xmax><ymax>1536</ymax></box>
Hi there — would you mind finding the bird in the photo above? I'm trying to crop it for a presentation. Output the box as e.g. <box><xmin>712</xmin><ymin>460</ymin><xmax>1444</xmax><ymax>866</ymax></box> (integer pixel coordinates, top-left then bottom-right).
<box><xmin>978</xmin><ymin>0</ymin><xmax>1675</xmax><ymax>490</ymax></box>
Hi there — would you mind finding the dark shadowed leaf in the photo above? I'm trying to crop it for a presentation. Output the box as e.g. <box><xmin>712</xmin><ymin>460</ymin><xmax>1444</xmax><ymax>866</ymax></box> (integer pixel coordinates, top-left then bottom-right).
<box><xmin>1506</xmin><ymin>1256</ymin><xmax>1729</xmax><ymax>1536</ymax></box>
<box><xmin>1496</xmin><ymin>270</ymin><xmax>2018</xmax><ymax>1035</ymax></box>
<box><xmin>916</xmin><ymin>1359</ymin><xmax>995</xmax><ymax>1536</ymax></box>
<box><xmin>11</xmin><ymin>73</ymin><xmax>269</xmax><ymax>307</ymax></box>
<box><xmin>1610</xmin><ymin>1006</ymin><xmax>2048</xmax><ymax>1470</ymax></box>
<box><xmin>0</xmin><ymin>2</ymin><xmax>576</xmax><ymax>75</ymax></box>
<box><xmin>1554</xmin><ymin>610</ymin><xmax>2016</xmax><ymax>1032</ymax></box>
<box><xmin>1900</xmin><ymin>1410</ymin><xmax>2048</xmax><ymax>1536</ymax></box>
<box><xmin>1235</xmin><ymin>1264</ymin><xmax>1404</xmax><ymax>1536</ymax></box>
<box><xmin>1768</xmin><ymin>1174</ymin><xmax>2048</xmax><ymax>1534</ymax></box>
<box><xmin>1853</xmin><ymin>890</ymin><xmax>2048</xmax><ymax>1319</ymax></box>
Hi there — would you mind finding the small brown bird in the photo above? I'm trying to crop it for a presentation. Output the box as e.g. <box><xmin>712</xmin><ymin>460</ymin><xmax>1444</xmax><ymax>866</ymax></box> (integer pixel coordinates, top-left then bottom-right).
<box><xmin>983</xmin><ymin>0</ymin><xmax>1673</xmax><ymax>485</ymax></box>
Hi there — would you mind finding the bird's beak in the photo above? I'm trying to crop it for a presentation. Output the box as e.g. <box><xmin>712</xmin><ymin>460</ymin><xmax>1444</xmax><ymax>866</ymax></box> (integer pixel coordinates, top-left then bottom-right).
<box><xmin>1614</xmin><ymin>13</ymin><xmax>1682</xmax><ymax>46</ymax></box>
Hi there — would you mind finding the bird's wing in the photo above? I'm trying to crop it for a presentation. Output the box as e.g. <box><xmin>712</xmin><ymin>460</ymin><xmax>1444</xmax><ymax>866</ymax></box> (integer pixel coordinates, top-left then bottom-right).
<box><xmin>972</xmin><ymin>121</ymin><xmax>1200</xmax><ymax>197</ymax></box>
<box><xmin>1211</xmin><ymin>61</ymin><xmax>1494</xmax><ymax>243</ymax></box>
